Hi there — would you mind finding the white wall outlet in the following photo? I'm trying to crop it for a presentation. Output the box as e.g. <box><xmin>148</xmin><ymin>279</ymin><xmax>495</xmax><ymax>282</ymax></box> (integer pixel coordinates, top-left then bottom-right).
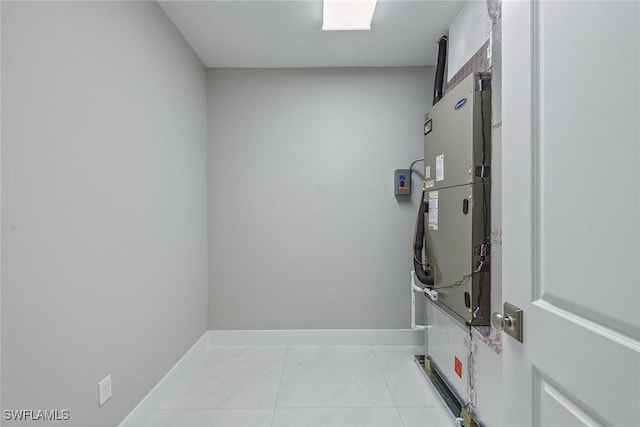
<box><xmin>98</xmin><ymin>374</ymin><xmax>112</xmax><ymax>407</ymax></box>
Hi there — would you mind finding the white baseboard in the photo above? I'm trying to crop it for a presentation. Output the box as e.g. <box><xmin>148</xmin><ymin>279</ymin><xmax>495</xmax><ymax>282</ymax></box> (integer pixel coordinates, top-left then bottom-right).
<box><xmin>118</xmin><ymin>328</ymin><xmax>424</xmax><ymax>425</ymax></box>
<box><xmin>118</xmin><ymin>331</ymin><xmax>209</xmax><ymax>427</ymax></box>
<box><xmin>206</xmin><ymin>329</ymin><xmax>425</xmax><ymax>346</ymax></box>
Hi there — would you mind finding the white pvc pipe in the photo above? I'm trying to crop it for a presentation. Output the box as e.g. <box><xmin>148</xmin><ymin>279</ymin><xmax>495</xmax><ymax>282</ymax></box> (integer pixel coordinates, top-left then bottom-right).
<box><xmin>410</xmin><ymin>271</ymin><xmax>426</xmax><ymax>330</ymax></box>
<box><xmin>411</xmin><ymin>282</ymin><xmax>425</xmax><ymax>330</ymax></box>
<box><xmin>411</xmin><ymin>271</ymin><xmax>438</xmax><ymax>300</ymax></box>
<box><xmin>411</xmin><ymin>271</ymin><xmax>440</xmax><ymax>330</ymax></box>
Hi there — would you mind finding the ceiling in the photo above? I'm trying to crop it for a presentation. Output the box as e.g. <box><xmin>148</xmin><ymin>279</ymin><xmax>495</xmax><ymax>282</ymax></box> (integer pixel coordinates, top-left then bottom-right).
<box><xmin>158</xmin><ymin>0</ymin><xmax>466</xmax><ymax>68</ymax></box>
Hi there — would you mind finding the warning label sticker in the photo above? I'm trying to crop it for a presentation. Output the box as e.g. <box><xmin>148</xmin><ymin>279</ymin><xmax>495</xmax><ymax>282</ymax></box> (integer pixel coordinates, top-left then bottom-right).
<box><xmin>454</xmin><ymin>356</ymin><xmax>463</xmax><ymax>378</ymax></box>
<box><xmin>436</xmin><ymin>154</ymin><xmax>445</xmax><ymax>181</ymax></box>
<box><xmin>428</xmin><ymin>191</ymin><xmax>439</xmax><ymax>231</ymax></box>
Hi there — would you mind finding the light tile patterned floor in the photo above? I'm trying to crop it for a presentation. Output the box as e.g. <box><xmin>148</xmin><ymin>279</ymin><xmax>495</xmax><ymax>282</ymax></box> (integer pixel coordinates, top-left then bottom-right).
<box><xmin>144</xmin><ymin>345</ymin><xmax>454</xmax><ymax>427</ymax></box>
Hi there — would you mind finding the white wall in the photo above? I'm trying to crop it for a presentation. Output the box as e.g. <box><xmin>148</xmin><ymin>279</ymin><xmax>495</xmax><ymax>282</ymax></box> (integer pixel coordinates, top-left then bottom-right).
<box><xmin>1</xmin><ymin>2</ymin><xmax>208</xmax><ymax>426</ymax></box>
<box><xmin>208</xmin><ymin>67</ymin><xmax>434</xmax><ymax>330</ymax></box>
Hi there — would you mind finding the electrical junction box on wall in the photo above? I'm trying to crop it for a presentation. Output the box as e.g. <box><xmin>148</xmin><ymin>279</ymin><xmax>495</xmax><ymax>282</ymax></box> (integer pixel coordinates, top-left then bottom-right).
<box><xmin>394</xmin><ymin>169</ymin><xmax>411</xmax><ymax>196</ymax></box>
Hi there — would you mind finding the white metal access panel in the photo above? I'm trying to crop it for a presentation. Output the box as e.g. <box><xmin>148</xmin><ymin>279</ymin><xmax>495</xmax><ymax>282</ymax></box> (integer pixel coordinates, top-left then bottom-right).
<box><xmin>501</xmin><ymin>1</ymin><xmax>640</xmax><ymax>426</ymax></box>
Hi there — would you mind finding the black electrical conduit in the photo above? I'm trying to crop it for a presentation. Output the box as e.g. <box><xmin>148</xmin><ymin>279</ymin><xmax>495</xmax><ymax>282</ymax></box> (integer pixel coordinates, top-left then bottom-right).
<box><xmin>433</xmin><ymin>35</ymin><xmax>448</xmax><ymax>105</ymax></box>
<box><xmin>413</xmin><ymin>190</ymin><xmax>434</xmax><ymax>286</ymax></box>
<box><xmin>414</xmin><ymin>33</ymin><xmax>446</xmax><ymax>286</ymax></box>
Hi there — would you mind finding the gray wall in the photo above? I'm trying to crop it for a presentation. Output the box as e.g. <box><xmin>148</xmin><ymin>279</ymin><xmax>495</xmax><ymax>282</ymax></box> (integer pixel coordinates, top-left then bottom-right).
<box><xmin>1</xmin><ymin>2</ymin><xmax>208</xmax><ymax>426</ymax></box>
<box><xmin>0</xmin><ymin>2</ymin><xmax>3</xmax><ymax>418</ymax></box>
<box><xmin>208</xmin><ymin>67</ymin><xmax>434</xmax><ymax>330</ymax></box>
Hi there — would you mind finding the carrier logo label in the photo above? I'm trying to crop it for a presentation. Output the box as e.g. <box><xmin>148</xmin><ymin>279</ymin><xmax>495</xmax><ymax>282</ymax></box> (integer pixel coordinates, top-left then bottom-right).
<box><xmin>454</xmin><ymin>98</ymin><xmax>467</xmax><ymax>110</ymax></box>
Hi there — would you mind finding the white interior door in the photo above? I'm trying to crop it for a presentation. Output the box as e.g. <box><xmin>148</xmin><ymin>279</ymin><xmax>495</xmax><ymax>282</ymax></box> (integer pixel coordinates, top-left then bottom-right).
<box><xmin>501</xmin><ymin>1</ymin><xmax>640</xmax><ymax>426</ymax></box>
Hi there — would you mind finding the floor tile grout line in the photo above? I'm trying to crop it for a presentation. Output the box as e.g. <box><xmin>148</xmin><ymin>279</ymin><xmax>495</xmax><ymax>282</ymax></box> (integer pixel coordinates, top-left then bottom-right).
<box><xmin>157</xmin><ymin>405</ymin><xmax>419</xmax><ymax>410</ymax></box>
<box><xmin>155</xmin><ymin>407</ymin><xmax>277</xmax><ymax>411</ymax></box>
<box><xmin>153</xmin><ymin>406</ymin><xmax>430</xmax><ymax>413</ymax></box>
<box><xmin>264</xmin><ymin>406</ymin><xmax>402</xmax><ymax>409</ymax></box>
<box><xmin>370</xmin><ymin>345</ymin><xmax>406</xmax><ymax>427</ymax></box>
<box><xmin>270</xmin><ymin>345</ymin><xmax>290</xmax><ymax>427</ymax></box>
<box><xmin>155</xmin><ymin>346</ymin><xmax>439</xmax><ymax>424</ymax></box>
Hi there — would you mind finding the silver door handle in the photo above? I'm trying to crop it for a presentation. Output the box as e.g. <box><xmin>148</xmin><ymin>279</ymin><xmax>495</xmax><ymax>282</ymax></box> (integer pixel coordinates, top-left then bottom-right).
<box><xmin>491</xmin><ymin>302</ymin><xmax>523</xmax><ymax>343</ymax></box>
<box><xmin>491</xmin><ymin>312</ymin><xmax>513</xmax><ymax>330</ymax></box>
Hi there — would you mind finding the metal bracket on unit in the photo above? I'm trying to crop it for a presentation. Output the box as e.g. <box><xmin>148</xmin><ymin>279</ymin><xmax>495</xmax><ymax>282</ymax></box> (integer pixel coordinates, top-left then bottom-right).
<box><xmin>474</xmin><ymin>243</ymin><xmax>491</xmax><ymax>256</ymax></box>
<box><xmin>475</xmin><ymin>73</ymin><xmax>492</xmax><ymax>91</ymax></box>
<box><xmin>474</xmin><ymin>261</ymin><xmax>490</xmax><ymax>272</ymax></box>
<box><xmin>474</xmin><ymin>165</ymin><xmax>491</xmax><ymax>178</ymax></box>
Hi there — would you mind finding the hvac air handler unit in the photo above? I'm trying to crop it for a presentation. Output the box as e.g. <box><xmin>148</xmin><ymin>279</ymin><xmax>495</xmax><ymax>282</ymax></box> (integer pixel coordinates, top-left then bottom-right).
<box><xmin>419</xmin><ymin>72</ymin><xmax>491</xmax><ymax>326</ymax></box>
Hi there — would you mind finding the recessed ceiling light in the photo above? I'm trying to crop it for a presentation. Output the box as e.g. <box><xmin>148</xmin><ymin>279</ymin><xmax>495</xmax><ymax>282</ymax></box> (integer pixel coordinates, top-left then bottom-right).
<box><xmin>322</xmin><ymin>0</ymin><xmax>378</xmax><ymax>31</ymax></box>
